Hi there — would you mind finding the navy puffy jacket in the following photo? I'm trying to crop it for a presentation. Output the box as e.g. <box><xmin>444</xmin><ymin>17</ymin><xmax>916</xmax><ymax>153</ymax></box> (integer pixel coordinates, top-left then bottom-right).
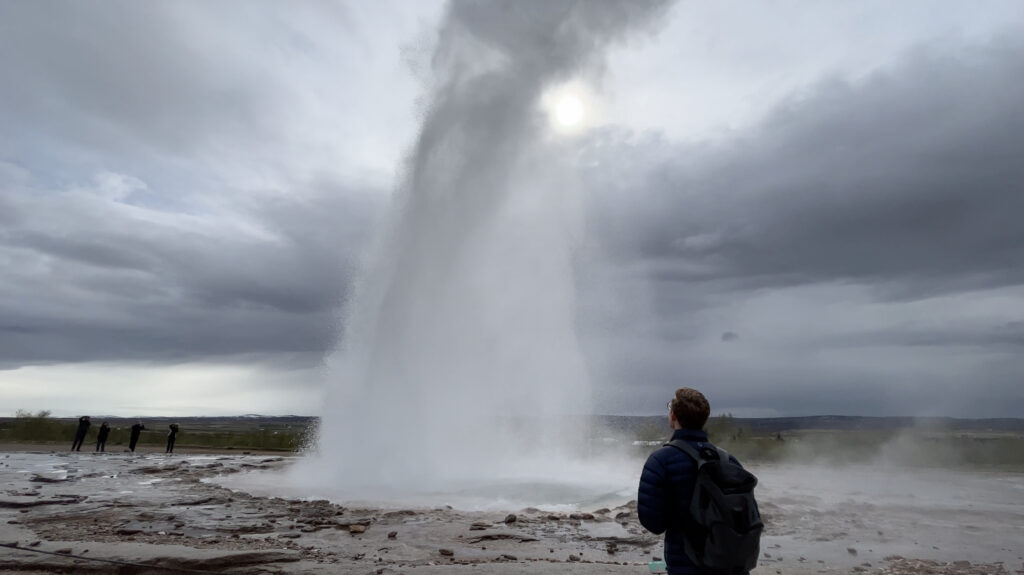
<box><xmin>638</xmin><ymin>428</ymin><xmax>741</xmax><ymax>575</ymax></box>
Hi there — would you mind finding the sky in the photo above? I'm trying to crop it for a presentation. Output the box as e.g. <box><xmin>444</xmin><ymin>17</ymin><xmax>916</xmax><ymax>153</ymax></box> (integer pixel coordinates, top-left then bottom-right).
<box><xmin>2</xmin><ymin>0</ymin><xmax>1023</xmax><ymax>418</ymax></box>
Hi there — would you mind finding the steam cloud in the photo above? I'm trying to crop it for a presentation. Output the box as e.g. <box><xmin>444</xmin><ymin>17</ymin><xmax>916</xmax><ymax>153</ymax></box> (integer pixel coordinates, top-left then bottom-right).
<box><xmin>305</xmin><ymin>0</ymin><xmax>673</xmax><ymax>492</ymax></box>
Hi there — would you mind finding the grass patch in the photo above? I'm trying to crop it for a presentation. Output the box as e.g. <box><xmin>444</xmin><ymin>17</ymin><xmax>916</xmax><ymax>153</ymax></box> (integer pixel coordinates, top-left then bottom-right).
<box><xmin>0</xmin><ymin>411</ymin><xmax>316</xmax><ymax>452</ymax></box>
<box><xmin>630</xmin><ymin>414</ymin><xmax>1024</xmax><ymax>469</ymax></box>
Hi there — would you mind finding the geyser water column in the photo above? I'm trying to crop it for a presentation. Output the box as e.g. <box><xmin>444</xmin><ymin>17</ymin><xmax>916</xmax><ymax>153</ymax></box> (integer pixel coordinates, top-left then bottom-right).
<box><xmin>309</xmin><ymin>1</ymin><xmax>673</xmax><ymax>498</ymax></box>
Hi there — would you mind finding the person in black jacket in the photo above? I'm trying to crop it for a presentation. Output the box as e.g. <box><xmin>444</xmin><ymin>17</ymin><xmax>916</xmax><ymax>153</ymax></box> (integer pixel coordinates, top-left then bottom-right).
<box><xmin>166</xmin><ymin>423</ymin><xmax>179</xmax><ymax>454</ymax></box>
<box><xmin>95</xmin><ymin>422</ymin><xmax>111</xmax><ymax>452</ymax></box>
<box><xmin>129</xmin><ymin>421</ymin><xmax>145</xmax><ymax>453</ymax></box>
<box><xmin>637</xmin><ymin>388</ymin><xmax>744</xmax><ymax>575</ymax></box>
<box><xmin>71</xmin><ymin>416</ymin><xmax>91</xmax><ymax>451</ymax></box>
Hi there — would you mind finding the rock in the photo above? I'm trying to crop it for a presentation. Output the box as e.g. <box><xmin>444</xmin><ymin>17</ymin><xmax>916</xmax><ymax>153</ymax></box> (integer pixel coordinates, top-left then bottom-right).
<box><xmin>349</xmin><ymin>524</ymin><xmax>366</xmax><ymax>534</ymax></box>
<box><xmin>56</xmin><ymin>548</ymin><xmax>73</xmax><ymax>554</ymax></box>
<box><xmin>606</xmin><ymin>542</ymin><xmax>618</xmax><ymax>554</ymax></box>
<box><xmin>847</xmin><ymin>547</ymin><xmax>858</xmax><ymax>556</ymax></box>
<box><xmin>279</xmin><ymin>533</ymin><xmax>301</xmax><ymax>539</ymax></box>
<box><xmin>439</xmin><ymin>548</ymin><xmax>454</xmax><ymax>556</ymax></box>
<box><xmin>470</xmin><ymin>522</ymin><xmax>490</xmax><ymax>530</ymax></box>
<box><xmin>546</xmin><ymin>514</ymin><xmax>561</xmax><ymax>521</ymax></box>
<box><xmin>468</xmin><ymin>533</ymin><xmax>538</xmax><ymax>544</ymax></box>
<box><xmin>501</xmin><ymin>554</ymin><xmax>517</xmax><ymax>561</ymax></box>
<box><xmin>387</xmin><ymin>531</ymin><xmax>397</xmax><ymax>539</ymax></box>
<box><xmin>569</xmin><ymin>554</ymin><xmax>581</xmax><ymax>562</ymax></box>
<box><xmin>30</xmin><ymin>475</ymin><xmax>68</xmax><ymax>483</ymax></box>
<box><xmin>504</xmin><ymin>514</ymin><xmax>517</xmax><ymax>524</ymax></box>
<box><xmin>382</xmin><ymin>509</ymin><xmax>417</xmax><ymax>518</ymax></box>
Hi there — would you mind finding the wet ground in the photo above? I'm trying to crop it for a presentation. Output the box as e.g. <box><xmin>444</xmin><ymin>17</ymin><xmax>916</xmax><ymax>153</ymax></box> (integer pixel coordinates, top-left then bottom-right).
<box><xmin>1</xmin><ymin>450</ymin><xmax>1022</xmax><ymax>574</ymax></box>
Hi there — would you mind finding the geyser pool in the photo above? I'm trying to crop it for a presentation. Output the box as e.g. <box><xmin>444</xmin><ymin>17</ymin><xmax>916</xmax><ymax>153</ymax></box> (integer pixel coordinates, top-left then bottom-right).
<box><xmin>216</xmin><ymin>452</ymin><xmax>642</xmax><ymax>512</ymax></box>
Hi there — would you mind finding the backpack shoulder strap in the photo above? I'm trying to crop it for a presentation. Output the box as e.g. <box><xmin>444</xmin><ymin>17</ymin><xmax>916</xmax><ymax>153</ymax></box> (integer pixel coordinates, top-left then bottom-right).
<box><xmin>664</xmin><ymin>439</ymin><xmax>706</xmax><ymax>467</ymax></box>
<box><xmin>665</xmin><ymin>440</ymin><xmax>734</xmax><ymax>469</ymax></box>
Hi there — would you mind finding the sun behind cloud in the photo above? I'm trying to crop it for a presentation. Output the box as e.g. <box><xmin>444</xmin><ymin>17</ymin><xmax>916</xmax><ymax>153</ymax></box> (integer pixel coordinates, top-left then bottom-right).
<box><xmin>555</xmin><ymin>94</ymin><xmax>584</xmax><ymax>127</ymax></box>
<box><xmin>542</xmin><ymin>81</ymin><xmax>596</xmax><ymax>134</ymax></box>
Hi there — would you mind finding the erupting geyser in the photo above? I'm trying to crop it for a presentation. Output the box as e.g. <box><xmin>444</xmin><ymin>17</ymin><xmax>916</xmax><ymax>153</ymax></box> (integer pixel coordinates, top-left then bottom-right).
<box><xmin>291</xmin><ymin>1</ymin><xmax>672</xmax><ymax>506</ymax></box>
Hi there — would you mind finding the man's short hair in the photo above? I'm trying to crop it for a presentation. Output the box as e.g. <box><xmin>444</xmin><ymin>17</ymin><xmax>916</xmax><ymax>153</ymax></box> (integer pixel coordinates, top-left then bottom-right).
<box><xmin>671</xmin><ymin>387</ymin><xmax>710</xmax><ymax>430</ymax></box>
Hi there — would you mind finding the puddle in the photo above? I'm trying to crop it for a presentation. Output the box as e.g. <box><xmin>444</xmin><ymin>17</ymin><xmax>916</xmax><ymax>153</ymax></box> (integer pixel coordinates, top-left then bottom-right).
<box><xmin>581</xmin><ymin>521</ymin><xmax>631</xmax><ymax>538</ymax></box>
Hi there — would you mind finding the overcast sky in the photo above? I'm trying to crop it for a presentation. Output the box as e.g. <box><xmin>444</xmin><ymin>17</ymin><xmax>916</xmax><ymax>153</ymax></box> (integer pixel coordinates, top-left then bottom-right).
<box><xmin>2</xmin><ymin>0</ymin><xmax>1023</xmax><ymax>418</ymax></box>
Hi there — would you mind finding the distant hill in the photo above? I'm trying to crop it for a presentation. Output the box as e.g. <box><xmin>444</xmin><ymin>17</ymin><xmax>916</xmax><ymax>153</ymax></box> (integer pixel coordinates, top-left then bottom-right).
<box><xmin>2</xmin><ymin>415</ymin><xmax>316</xmax><ymax>434</ymax></box>
<box><xmin>593</xmin><ymin>414</ymin><xmax>1024</xmax><ymax>436</ymax></box>
<box><xmin>6</xmin><ymin>414</ymin><xmax>1022</xmax><ymax>435</ymax></box>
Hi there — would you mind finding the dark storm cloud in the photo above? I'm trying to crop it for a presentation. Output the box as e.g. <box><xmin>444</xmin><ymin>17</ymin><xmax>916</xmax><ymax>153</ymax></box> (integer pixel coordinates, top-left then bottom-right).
<box><xmin>584</xmin><ymin>35</ymin><xmax>1024</xmax><ymax>298</ymax></box>
<box><xmin>0</xmin><ymin>2</ymin><xmax>308</xmax><ymax>158</ymax></box>
<box><xmin>822</xmin><ymin>320</ymin><xmax>1024</xmax><ymax>350</ymax></box>
<box><xmin>577</xmin><ymin>36</ymin><xmax>1024</xmax><ymax>416</ymax></box>
<box><xmin>0</xmin><ymin>1</ymin><xmax>387</xmax><ymax>370</ymax></box>
<box><xmin>0</xmin><ymin>182</ymin><xmax>383</xmax><ymax>366</ymax></box>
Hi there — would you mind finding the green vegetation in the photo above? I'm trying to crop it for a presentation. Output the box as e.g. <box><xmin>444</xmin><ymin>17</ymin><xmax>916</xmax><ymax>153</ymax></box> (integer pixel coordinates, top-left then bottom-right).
<box><xmin>628</xmin><ymin>414</ymin><xmax>1024</xmax><ymax>469</ymax></box>
<box><xmin>0</xmin><ymin>410</ymin><xmax>316</xmax><ymax>452</ymax></box>
<box><xmin>708</xmin><ymin>418</ymin><xmax>1024</xmax><ymax>469</ymax></box>
<box><xmin>0</xmin><ymin>410</ymin><xmax>78</xmax><ymax>442</ymax></box>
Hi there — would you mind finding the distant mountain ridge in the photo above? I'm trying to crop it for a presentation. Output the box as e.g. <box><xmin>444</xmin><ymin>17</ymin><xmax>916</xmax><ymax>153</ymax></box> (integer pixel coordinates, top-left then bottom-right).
<box><xmin>594</xmin><ymin>415</ymin><xmax>1024</xmax><ymax>435</ymax></box>
<box><xmin>12</xmin><ymin>413</ymin><xmax>1019</xmax><ymax>427</ymax></box>
<box><xmin>13</xmin><ymin>414</ymin><xmax>1021</xmax><ymax>434</ymax></box>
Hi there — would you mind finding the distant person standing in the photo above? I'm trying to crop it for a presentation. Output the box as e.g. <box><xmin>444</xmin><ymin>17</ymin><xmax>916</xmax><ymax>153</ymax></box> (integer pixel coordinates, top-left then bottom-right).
<box><xmin>129</xmin><ymin>421</ymin><xmax>145</xmax><ymax>453</ymax></box>
<box><xmin>71</xmin><ymin>416</ymin><xmax>91</xmax><ymax>451</ymax></box>
<box><xmin>95</xmin><ymin>422</ymin><xmax>111</xmax><ymax>452</ymax></box>
<box><xmin>166</xmin><ymin>423</ymin><xmax>179</xmax><ymax>454</ymax></box>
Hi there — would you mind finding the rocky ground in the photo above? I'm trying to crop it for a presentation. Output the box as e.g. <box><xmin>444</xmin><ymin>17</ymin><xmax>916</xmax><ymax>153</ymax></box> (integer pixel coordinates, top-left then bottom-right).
<box><xmin>1</xmin><ymin>450</ymin><xmax>1022</xmax><ymax>574</ymax></box>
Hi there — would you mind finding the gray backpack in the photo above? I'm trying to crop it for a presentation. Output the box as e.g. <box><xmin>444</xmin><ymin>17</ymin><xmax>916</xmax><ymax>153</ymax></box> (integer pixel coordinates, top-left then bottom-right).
<box><xmin>665</xmin><ymin>440</ymin><xmax>763</xmax><ymax>575</ymax></box>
